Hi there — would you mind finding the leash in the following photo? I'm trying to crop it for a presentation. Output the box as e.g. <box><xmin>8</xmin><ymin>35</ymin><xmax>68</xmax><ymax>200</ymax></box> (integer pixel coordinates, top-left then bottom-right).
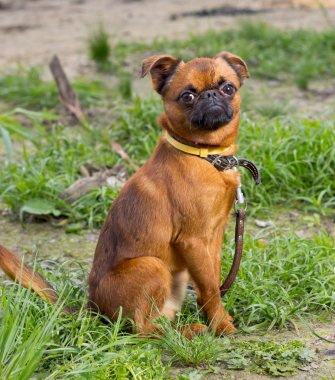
<box><xmin>204</xmin><ymin>155</ymin><xmax>261</xmax><ymax>296</ymax></box>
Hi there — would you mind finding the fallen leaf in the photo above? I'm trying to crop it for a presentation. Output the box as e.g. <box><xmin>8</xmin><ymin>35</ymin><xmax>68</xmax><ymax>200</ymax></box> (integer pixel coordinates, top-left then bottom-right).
<box><xmin>20</xmin><ymin>199</ymin><xmax>60</xmax><ymax>222</ymax></box>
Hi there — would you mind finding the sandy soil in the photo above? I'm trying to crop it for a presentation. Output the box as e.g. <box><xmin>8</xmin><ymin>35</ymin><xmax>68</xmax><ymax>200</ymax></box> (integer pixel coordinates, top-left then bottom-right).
<box><xmin>0</xmin><ymin>0</ymin><xmax>335</xmax><ymax>76</ymax></box>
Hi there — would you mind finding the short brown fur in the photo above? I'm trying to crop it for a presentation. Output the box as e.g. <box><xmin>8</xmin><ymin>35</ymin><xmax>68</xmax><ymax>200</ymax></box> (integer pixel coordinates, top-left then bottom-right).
<box><xmin>0</xmin><ymin>51</ymin><xmax>248</xmax><ymax>336</ymax></box>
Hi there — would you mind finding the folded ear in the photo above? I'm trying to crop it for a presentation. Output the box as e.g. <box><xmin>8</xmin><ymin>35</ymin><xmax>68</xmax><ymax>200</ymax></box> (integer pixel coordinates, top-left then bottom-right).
<box><xmin>141</xmin><ymin>55</ymin><xmax>182</xmax><ymax>94</ymax></box>
<box><xmin>214</xmin><ymin>51</ymin><xmax>249</xmax><ymax>84</ymax></box>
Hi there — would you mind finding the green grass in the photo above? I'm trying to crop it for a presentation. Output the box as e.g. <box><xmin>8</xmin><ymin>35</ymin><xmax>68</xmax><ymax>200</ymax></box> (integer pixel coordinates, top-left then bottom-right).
<box><xmin>223</xmin><ymin>232</ymin><xmax>335</xmax><ymax>329</ymax></box>
<box><xmin>0</xmin><ymin>95</ymin><xmax>334</xmax><ymax>226</ymax></box>
<box><xmin>87</xmin><ymin>23</ymin><xmax>111</xmax><ymax>70</ymax></box>
<box><xmin>113</xmin><ymin>22</ymin><xmax>335</xmax><ymax>89</ymax></box>
<box><xmin>0</xmin><ymin>117</ymin><xmax>121</xmax><ymax>226</ymax></box>
<box><xmin>0</xmin><ymin>67</ymin><xmax>114</xmax><ymax>110</ymax></box>
<box><xmin>1</xmin><ymin>233</ymin><xmax>327</xmax><ymax>379</ymax></box>
<box><xmin>155</xmin><ymin>322</ymin><xmax>315</xmax><ymax>376</ymax></box>
<box><xmin>0</xmin><ymin>285</ymin><xmax>62</xmax><ymax>380</ymax></box>
<box><xmin>0</xmin><ymin>282</ymin><xmax>153</xmax><ymax>379</ymax></box>
<box><xmin>239</xmin><ymin>116</ymin><xmax>335</xmax><ymax>215</ymax></box>
<box><xmin>0</xmin><ymin>67</ymin><xmax>58</xmax><ymax>109</ymax></box>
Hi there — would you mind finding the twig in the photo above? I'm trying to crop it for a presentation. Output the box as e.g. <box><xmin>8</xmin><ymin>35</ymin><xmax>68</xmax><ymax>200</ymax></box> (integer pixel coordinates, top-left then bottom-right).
<box><xmin>49</xmin><ymin>55</ymin><xmax>85</xmax><ymax>123</ymax></box>
<box><xmin>111</xmin><ymin>141</ymin><xmax>139</xmax><ymax>171</ymax></box>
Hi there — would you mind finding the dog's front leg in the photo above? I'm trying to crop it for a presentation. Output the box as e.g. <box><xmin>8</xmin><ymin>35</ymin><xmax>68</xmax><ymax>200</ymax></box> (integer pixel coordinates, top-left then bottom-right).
<box><xmin>176</xmin><ymin>237</ymin><xmax>236</xmax><ymax>335</ymax></box>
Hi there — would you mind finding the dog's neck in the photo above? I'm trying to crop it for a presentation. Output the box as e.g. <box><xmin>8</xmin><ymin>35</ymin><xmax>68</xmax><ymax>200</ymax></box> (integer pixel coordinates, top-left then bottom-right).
<box><xmin>158</xmin><ymin>112</ymin><xmax>238</xmax><ymax>150</ymax></box>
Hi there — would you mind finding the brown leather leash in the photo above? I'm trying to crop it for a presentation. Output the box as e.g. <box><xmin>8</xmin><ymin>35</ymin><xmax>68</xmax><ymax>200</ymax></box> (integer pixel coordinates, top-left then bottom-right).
<box><xmin>204</xmin><ymin>155</ymin><xmax>261</xmax><ymax>296</ymax></box>
<box><xmin>220</xmin><ymin>208</ymin><xmax>245</xmax><ymax>296</ymax></box>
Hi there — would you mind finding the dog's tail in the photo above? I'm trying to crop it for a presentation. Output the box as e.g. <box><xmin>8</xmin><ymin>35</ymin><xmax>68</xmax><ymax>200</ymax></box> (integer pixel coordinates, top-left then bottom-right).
<box><xmin>0</xmin><ymin>244</ymin><xmax>60</xmax><ymax>306</ymax></box>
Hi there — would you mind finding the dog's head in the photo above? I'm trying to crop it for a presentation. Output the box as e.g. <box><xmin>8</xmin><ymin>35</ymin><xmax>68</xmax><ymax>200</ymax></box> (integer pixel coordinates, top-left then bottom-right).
<box><xmin>142</xmin><ymin>52</ymin><xmax>249</xmax><ymax>146</ymax></box>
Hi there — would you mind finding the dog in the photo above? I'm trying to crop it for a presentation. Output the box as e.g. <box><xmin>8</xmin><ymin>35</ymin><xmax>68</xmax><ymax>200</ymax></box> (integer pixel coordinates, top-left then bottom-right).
<box><xmin>0</xmin><ymin>50</ymin><xmax>249</xmax><ymax>337</ymax></box>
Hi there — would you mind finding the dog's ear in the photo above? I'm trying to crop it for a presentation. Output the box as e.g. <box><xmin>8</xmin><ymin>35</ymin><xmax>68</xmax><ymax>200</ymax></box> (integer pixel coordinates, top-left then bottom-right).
<box><xmin>141</xmin><ymin>55</ymin><xmax>182</xmax><ymax>94</ymax></box>
<box><xmin>214</xmin><ymin>51</ymin><xmax>249</xmax><ymax>84</ymax></box>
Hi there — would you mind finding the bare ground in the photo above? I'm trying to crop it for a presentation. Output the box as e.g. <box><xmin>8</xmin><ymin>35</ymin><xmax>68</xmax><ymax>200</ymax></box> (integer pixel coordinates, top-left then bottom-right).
<box><xmin>0</xmin><ymin>0</ymin><xmax>335</xmax><ymax>77</ymax></box>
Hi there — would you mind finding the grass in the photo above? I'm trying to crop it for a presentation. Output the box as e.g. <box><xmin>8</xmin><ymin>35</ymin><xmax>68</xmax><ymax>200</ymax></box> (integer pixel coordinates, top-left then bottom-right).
<box><xmin>0</xmin><ymin>286</ymin><xmax>62</xmax><ymax>379</ymax></box>
<box><xmin>223</xmin><ymin>232</ymin><xmax>335</xmax><ymax>329</ymax></box>
<box><xmin>0</xmin><ymin>21</ymin><xmax>335</xmax><ymax>378</ymax></box>
<box><xmin>0</xmin><ymin>67</ymin><xmax>114</xmax><ymax>111</ymax></box>
<box><xmin>0</xmin><ymin>281</ymin><xmax>151</xmax><ymax>379</ymax></box>
<box><xmin>0</xmin><ymin>235</ymin><xmax>325</xmax><ymax>378</ymax></box>
<box><xmin>87</xmin><ymin>23</ymin><xmax>111</xmax><ymax>70</ymax></box>
<box><xmin>0</xmin><ymin>96</ymin><xmax>334</xmax><ymax>226</ymax></box>
<box><xmin>113</xmin><ymin>21</ymin><xmax>335</xmax><ymax>89</ymax></box>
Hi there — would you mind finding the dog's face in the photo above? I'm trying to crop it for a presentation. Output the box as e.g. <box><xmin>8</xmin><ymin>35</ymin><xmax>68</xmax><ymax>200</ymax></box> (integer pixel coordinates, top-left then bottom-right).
<box><xmin>142</xmin><ymin>52</ymin><xmax>249</xmax><ymax>146</ymax></box>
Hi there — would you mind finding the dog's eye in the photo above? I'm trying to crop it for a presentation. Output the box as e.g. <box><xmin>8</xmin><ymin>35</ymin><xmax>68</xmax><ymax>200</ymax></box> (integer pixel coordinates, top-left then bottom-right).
<box><xmin>221</xmin><ymin>83</ymin><xmax>236</xmax><ymax>96</ymax></box>
<box><xmin>180</xmin><ymin>92</ymin><xmax>195</xmax><ymax>103</ymax></box>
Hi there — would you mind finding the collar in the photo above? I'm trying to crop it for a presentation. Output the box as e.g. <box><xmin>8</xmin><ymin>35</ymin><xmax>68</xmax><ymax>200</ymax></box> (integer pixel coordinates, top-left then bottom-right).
<box><xmin>164</xmin><ymin>133</ymin><xmax>261</xmax><ymax>185</ymax></box>
<box><xmin>165</xmin><ymin>133</ymin><xmax>237</xmax><ymax>158</ymax></box>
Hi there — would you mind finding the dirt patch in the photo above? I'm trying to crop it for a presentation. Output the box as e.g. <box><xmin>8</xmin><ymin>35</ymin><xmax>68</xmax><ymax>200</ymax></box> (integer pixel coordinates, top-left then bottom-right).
<box><xmin>0</xmin><ymin>209</ymin><xmax>97</xmax><ymax>260</ymax></box>
<box><xmin>243</xmin><ymin>78</ymin><xmax>335</xmax><ymax>120</ymax></box>
<box><xmin>0</xmin><ymin>0</ymin><xmax>334</xmax><ymax>77</ymax></box>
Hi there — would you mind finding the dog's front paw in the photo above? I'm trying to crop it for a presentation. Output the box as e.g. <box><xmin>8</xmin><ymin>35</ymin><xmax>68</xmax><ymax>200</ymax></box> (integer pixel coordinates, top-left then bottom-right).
<box><xmin>215</xmin><ymin>319</ymin><xmax>237</xmax><ymax>336</ymax></box>
<box><xmin>224</xmin><ymin>313</ymin><xmax>234</xmax><ymax>323</ymax></box>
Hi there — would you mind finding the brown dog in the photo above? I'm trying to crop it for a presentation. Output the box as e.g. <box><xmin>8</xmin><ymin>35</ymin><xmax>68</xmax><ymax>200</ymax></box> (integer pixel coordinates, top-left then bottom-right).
<box><xmin>0</xmin><ymin>51</ymin><xmax>248</xmax><ymax>336</ymax></box>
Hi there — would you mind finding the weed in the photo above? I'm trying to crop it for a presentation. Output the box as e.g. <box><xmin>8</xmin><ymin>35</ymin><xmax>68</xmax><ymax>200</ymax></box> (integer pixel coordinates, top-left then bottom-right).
<box><xmin>239</xmin><ymin>116</ymin><xmax>335</xmax><ymax>215</ymax></box>
<box><xmin>219</xmin><ymin>339</ymin><xmax>315</xmax><ymax>376</ymax></box>
<box><xmin>118</xmin><ymin>70</ymin><xmax>133</xmax><ymax>100</ymax></box>
<box><xmin>155</xmin><ymin>318</ymin><xmax>223</xmax><ymax>366</ymax></box>
<box><xmin>94</xmin><ymin>345</ymin><xmax>168</xmax><ymax>380</ymax></box>
<box><xmin>88</xmin><ymin>23</ymin><xmax>111</xmax><ymax>70</ymax></box>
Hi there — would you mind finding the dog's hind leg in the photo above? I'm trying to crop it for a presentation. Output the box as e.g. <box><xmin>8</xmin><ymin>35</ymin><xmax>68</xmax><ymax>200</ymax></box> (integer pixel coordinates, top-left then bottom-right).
<box><xmin>162</xmin><ymin>270</ymin><xmax>188</xmax><ymax>321</ymax></box>
<box><xmin>175</xmin><ymin>237</ymin><xmax>236</xmax><ymax>335</ymax></box>
<box><xmin>89</xmin><ymin>256</ymin><xmax>172</xmax><ymax>335</ymax></box>
<box><xmin>162</xmin><ymin>270</ymin><xmax>210</xmax><ymax>339</ymax></box>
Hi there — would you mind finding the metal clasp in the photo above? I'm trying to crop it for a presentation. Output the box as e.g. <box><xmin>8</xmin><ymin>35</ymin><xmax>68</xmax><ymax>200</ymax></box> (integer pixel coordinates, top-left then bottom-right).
<box><xmin>233</xmin><ymin>167</ymin><xmax>247</xmax><ymax>212</ymax></box>
<box><xmin>227</xmin><ymin>156</ymin><xmax>239</xmax><ymax>168</ymax></box>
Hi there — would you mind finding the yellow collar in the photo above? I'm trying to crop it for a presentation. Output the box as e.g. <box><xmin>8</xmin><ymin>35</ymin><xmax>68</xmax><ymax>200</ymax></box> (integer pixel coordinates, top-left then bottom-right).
<box><xmin>165</xmin><ymin>133</ymin><xmax>236</xmax><ymax>158</ymax></box>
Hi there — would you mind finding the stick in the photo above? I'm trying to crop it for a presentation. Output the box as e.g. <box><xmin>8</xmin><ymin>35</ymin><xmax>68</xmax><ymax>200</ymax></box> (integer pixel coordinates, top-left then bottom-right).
<box><xmin>111</xmin><ymin>141</ymin><xmax>139</xmax><ymax>171</ymax></box>
<box><xmin>49</xmin><ymin>55</ymin><xmax>85</xmax><ymax>123</ymax></box>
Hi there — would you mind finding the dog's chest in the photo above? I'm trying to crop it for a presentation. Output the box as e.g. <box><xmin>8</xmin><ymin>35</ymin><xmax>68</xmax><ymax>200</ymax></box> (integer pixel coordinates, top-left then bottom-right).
<box><xmin>175</xmin><ymin>168</ymin><xmax>238</xmax><ymax>232</ymax></box>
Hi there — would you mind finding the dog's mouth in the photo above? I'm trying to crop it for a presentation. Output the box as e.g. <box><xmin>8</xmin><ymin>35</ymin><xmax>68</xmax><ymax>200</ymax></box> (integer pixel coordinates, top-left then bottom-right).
<box><xmin>190</xmin><ymin>104</ymin><xmax>233</xmax><ymax>130</ymax></box>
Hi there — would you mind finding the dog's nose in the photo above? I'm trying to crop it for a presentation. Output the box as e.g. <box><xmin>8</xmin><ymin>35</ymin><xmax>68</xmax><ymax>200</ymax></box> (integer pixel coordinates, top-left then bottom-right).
<box><xmin>200</xmin><ymin>90</ymin><xmax>219</xmax><ymax>100</ymax></box>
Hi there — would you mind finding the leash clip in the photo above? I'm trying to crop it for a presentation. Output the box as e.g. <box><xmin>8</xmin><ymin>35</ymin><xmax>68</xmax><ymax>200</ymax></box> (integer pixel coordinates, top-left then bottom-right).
<box><xmin>235</xmin><ymin>188</ymin><xmax>247</xmax><ymax>212</ymax></box>
<box><xmin>227</xmin><ymin>156</ymin><xmax>239</xmax><ymax>168</ymax></box>
<box><xmin>233</xmin><ymin>167</ymin><xmax>247</xmax><ymax>212</ymax></box>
